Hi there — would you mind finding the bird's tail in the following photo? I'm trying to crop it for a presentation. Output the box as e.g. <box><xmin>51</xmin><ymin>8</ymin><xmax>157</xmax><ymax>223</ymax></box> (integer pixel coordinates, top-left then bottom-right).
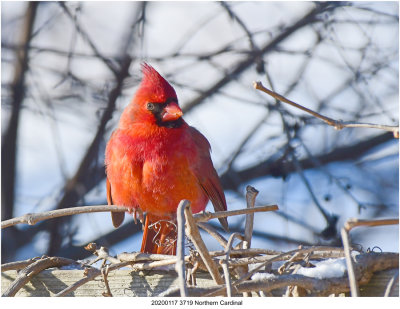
<box><xmin>140</xmin><ymin>215</ymin><xmax>177</xmax><ymax>255</ymax></box>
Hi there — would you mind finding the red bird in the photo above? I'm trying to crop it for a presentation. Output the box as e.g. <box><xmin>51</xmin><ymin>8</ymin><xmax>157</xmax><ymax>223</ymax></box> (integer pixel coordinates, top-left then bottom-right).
<box><xmin>105</xmin><ymin>63</ymin><xmax>228</xmax><ymax>255</ymax></box>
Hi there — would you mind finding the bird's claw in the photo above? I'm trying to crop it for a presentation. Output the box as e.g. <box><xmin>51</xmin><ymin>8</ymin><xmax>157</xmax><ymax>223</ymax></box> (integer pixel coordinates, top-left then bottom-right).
<box><xmin>132</xmin><ymin>208</ymin><xmax>144</xmax><ymax>225</ymax></box>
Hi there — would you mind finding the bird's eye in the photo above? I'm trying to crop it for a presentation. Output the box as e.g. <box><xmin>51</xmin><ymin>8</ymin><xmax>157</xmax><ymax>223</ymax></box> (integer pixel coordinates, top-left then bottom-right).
<box><xmin>146</xmin><ymin>103</ymin><xmax>155</xmax><ymax>111</ymax></box>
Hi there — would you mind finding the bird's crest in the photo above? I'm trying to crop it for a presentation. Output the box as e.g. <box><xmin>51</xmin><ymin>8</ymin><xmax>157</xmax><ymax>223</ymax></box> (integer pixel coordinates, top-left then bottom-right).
<box><xmin>140</xmin><ymin>63</ymin><xmax>177</xmax><ymax>100</ymax></box>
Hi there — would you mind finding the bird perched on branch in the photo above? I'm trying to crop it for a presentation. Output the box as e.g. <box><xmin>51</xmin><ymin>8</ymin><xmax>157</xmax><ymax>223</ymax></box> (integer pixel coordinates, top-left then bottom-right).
<box><xmin>105</xmin><ymin>63</ymin><xmax>228</xmax><ymax>255</ymax></box>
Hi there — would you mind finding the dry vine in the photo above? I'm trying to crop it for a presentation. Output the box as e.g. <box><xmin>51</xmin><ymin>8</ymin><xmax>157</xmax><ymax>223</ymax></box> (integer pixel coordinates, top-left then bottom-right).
<box><xmin>1</xmin><ymin>186</ymin><xmax>398</xmax><ymax>297</ymax></box>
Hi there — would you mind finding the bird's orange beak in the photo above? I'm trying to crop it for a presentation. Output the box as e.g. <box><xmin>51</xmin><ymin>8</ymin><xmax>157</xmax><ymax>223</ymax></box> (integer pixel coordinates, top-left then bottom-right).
<box><xmin>162</xmin><ymin>102</ymin><xmax>183</xmax><ymax>122</ymax></box>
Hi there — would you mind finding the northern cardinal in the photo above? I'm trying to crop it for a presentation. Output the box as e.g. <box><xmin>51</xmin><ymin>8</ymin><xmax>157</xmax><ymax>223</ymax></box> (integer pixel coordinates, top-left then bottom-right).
<box><xmin>105</xmin><ymin>63</ymin><xmax>228</xmax><ymax>255</ymax></box>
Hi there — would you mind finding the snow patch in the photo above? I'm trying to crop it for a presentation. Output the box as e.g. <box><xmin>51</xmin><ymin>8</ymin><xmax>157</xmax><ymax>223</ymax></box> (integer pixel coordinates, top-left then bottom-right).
<box><xmin>297</xmin><ymin>258</ymin><xmax>347</xmax><ymax>279</ymax></box>
<box><xmin>251</xmin><ymin>272</ymin><xmax>276</xmax><ymax>281</ymax></box>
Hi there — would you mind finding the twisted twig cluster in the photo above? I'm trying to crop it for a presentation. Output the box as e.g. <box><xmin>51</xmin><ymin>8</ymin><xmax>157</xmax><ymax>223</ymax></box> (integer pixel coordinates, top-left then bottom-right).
<box><xmin>1</xmin><ymin>186</ymin><xmax>398</xmax><ymax>297</ymax></box>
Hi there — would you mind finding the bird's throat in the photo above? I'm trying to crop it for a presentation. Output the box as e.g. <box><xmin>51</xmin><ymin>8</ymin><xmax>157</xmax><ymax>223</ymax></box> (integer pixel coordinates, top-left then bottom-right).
<box><xmin>156</xmin><ymin>117</ymin><xmax>183</xmax><ymax>129</ymax></box>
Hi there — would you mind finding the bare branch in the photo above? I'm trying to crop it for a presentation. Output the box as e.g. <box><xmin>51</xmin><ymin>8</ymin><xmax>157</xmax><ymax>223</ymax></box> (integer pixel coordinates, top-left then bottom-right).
<box><xmin>243</xmin><ymin>186</ymin><xmax>258</xmax><ymax>249</ymax></box>
<box><xmin>341</xmin><ymin>217</ymin><xmax>399</xmax><ymax>297</ymax></box>
<box><xmin>344</xmin><ymin>218</ymin><xmax>399</xmax><ymax>231</ymax></box>
<box><xmin>193</xmin><ymin>205</ymin><xmax>278</xmax><ymax>223</ymax></box>
<box><xmin>1</xmin><ymin>257</ymin><xmax>42</xmax><ymax>272</ymax></box>
<box><xmin>341</xmin><ymin>227</ymin><xmax>359</xmax><ymax>296</ymax></box>
<box><xmin>184</xmin><ymin>203</ymin><xmax>224</xmax><ymax>285</ymax></box>
<box><xmin>2</xmin><ymin>256</ymin><xmax>76</xmax><ymax>297</ymax></box>
<box><xmin>84</xmin><ymin>243</ymin><xmax>121</xmax><ymax>265</ymax></box>
<box><xmin>101</xmin><ymin>266</ymin><xmax>113</xmax><ymax>297</ymax></box>
<box><xmin>1</xmin><ymin>204</ymin><xmax>278</xmax><ymax>229</ymax></box>
<box><xmin>220</xmin><ymin>232</ymin><xmax>245</xmax><ymax>297</ymax></box>
<box><xmin>1</xmin><ymin>205</ymin><xmax>131</xmax><ymax>229</ymax></box>
<box><xmin>175</xmin><ymin>200</ymin><xmax>189</xmax><ymax>297</ymax></box>
<box><xmin>254</xmin><ymin>81</ymin><xmax>399</xmax><ymax>138</ymax></box>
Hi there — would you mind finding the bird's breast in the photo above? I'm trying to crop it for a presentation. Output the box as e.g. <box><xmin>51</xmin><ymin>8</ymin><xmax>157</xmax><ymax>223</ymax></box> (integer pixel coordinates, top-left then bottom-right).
<box><xmin>106</xmin><ymin>127</ymin><xmax>208</xmax><ymax>218</ymax></box>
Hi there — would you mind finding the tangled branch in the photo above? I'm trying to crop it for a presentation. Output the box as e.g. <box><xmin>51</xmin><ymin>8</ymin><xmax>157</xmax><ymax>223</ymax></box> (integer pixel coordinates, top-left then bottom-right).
<box><xmin>1</xmin><ymin>185</ymin><xmax>398</xmax><ymax>297</ymax></box>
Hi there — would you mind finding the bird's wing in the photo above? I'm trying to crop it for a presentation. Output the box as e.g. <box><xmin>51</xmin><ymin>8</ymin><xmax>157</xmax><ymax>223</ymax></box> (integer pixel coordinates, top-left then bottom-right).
<box><xmin>107</xmin><ymin>177</ymin><xmax>125</xmax><ymax>228</ymax></box>
<box><xmin>189</xmin><ymin>127</ymin><xmax>228</xmax><ymax>231</ymax></box>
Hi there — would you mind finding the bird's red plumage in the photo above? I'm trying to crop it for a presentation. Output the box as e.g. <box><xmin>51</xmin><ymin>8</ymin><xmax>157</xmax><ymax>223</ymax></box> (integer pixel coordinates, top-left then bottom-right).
<box><xmin>105</xmin><ymin>64</ymin><xmax>228</xmax><ymax>255</ymax></box>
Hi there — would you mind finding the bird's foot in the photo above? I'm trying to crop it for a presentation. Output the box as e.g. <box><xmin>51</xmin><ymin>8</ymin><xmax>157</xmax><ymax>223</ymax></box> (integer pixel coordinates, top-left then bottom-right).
<box><xmin>132</xmin><ymin>208</ymin><xmax>144</xmax><ymax>225</ymax></box>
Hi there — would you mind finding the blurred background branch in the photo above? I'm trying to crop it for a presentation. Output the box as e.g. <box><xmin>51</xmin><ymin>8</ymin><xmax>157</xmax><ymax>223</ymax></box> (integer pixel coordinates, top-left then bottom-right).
<box><xmin>2</xmin><ymin>1</ymin><xmax>39</xmax><ymax>263</ymax></box>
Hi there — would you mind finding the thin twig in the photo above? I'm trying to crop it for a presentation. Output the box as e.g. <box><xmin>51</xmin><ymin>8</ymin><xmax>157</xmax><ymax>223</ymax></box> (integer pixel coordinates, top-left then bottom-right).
<box><xmin>209</xmin><ymin>248</ymin><xmax>281</xmax><ymax>258</ymax></box>
<box><xmin>54</xmin><ymin>261</ymin><xmax>132</xmax><ymax>297</ymax></box>
<box><xmin>184</xmin><ymin>204</ymin><xmax>224</xmax><ymax>285</ymax></box>
<box><xmin>101</xmin><ymin>265</ymin><xmax>113</xmax><ymax>297</ymax></box>
<box><xmin>341</xmin><ymin>217</ymin><xmax>399</xmax><ymax>297</ymax></box>
<box><xmin>220</xmin><ymin>261</ymin><xmax>231</xmax><ymax>297</ymax></box>
<box><xmin>1</xmin><ymin>205</ymin><xmax>131</xmax><ymax>229</ymax></box>
<box><xmin>237</xmin><ymin>185</ymin><xmax>259</xmax><ymax>297</ymax></box>
<box><xmin>1</xmin><ymin>204</ymin><xmax>278</xmax><ymax>229</ymax></box>
<box><xmin>243</xmin><ymin>186</ymin><xmax>258</xmax><ymax>249</ymax></box>
<box><xmin>2</xmin><ymin>256</ymin><xmax>76</xmax><ymax>297</ymax></box>
<box><xmin>98</xmin><ymin>255</ymin><xmax>185</xmax><ymax>272</ymax></box>
<box><xmin>197</xmin><ymin>222</ymin><xmax>228</xmax><ymax>248</ymax></box>
<box><xmin>384</xmin><ymin>271</ymin><xmax>399</xmax><ymax>297</ymax></box>
<box><xmin>84</xmin><ymin>243</ymin><xmax>121</xmax><ymax>265</ymax></box>
<box><xmin>54</xmin><ymin>267</ymin><xmax>101</xmax><ymax>297</ymax></box>
<box><xmin>278</xmin><ymin>251</ymin><xmax>303</xmax><ymax>275</ymax></box>
<box><xmin>1</xmin><ymin>257</ymin><xmax>42</xmax><ymax>272</ymax></box>
<box><xmin>193</xmin><ymin>205</ymin><xmax>278</xmax><ymax>223</ymax></box>
<box><xmin>344</xmin><ymin>218</ymin><xmax>399</xmax><ymax>231</ymax></box>
<box><xmin>221</xmin><ymin>233</ymin><xmax>245</xmax><ymax>297</ymax></box>
<box><xmin>175</xmin><ymin>200</ymin><xmax>189</xmax><ymax>297</ymax></box>
<box><xmin>117</xmin><ymin>252</ymin><xmax>179</xmax><ymax>262</ymax></box>
<box><xmin>340</xmin><ymin>228</ymin><xmax>360</xmax><ymax>297</ymax></box>
<box><xmin>253</xmin><ymin>81</ymin><xmax>399</xmax><ymax>138</ymax></box>
<box><xmin>130</xmin><ymin>259</ymin><xmax>179</xmax><ymax>271</ymax></box>
<box><xmin>118</xmin><ymin>252</ymin><xmax>189</xmax><ymax>271</ymax></box>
